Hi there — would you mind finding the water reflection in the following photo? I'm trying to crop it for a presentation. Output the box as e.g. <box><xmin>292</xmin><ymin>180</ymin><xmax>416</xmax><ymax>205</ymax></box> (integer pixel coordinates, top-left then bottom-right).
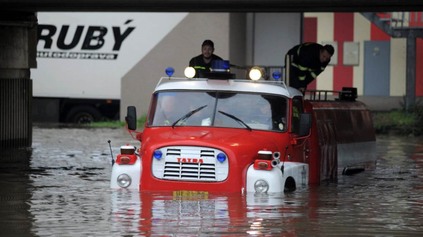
<box><xmin>0</xmin><ymin>148</ymin><xmax>33</xmax><ymax>237</ymax></box>
<box><xmin>1</xmin><ymin>128</ymin><xmax>422</xmax><ymax>236</ymax></box>
<box><xmin>110</xmin><ymin>191</ymin><xmax>308</xmax><ymax>236</ymax></box>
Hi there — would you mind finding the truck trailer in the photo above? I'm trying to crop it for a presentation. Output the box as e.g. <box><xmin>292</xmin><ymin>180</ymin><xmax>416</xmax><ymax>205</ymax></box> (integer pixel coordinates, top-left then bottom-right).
<box><xmin>31</xmin><ymin>12</ymin><xmax>187</xmax><ymax>123</ymax></box>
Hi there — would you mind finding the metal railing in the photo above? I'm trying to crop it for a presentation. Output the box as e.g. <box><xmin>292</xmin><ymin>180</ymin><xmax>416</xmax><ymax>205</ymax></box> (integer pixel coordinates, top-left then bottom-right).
<box><xmin>378</xmin><ymin>12</ymin><xmax>423</xmax><ymax>29</ymax></box>
<box><xmin>306</xmin><ymin>88</ymin><xmax>357</xmax><ymax>102</ymax></box>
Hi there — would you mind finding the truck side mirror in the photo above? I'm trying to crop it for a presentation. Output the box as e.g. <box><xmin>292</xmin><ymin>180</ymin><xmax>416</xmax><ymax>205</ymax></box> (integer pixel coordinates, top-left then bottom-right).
<box><xmin>125</xmin><ymin>106</ymin><xmax>137</xmax><ymax>130</ymax></box>
<box><xmin>298</xmin><ymin>113</ymin><xmax>312</xmax><ymax>137</ymax></box>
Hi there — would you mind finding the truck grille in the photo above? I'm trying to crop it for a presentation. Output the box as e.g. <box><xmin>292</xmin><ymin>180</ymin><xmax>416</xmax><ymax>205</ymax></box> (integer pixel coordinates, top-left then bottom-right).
<box><xmin>152</xmin><ymin>146</ymin><xmax>229</xmax><ymax>182</ymax></box>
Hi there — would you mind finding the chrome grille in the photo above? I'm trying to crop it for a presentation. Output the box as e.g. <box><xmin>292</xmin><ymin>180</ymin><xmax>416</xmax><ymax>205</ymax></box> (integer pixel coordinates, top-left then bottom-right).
<box><xmin>152</xmin><ymin>146</ymin><xmax>229</xmax><ymax>182</ymax></box>
<box><xmin>163</xmin><ymin>162</ymin><xmax>216</xmax><ymax>180</ymax></box>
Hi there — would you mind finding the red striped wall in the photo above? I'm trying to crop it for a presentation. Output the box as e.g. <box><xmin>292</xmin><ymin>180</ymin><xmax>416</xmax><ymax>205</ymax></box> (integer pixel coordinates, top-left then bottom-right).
<box><xmin>333</xmin><ymin>13</ymin><xmax>354</xmax><ymax>91</ymax></box>
<box><xmin>304</xmin><ymin>13</ymin><xmax>422</xmax><ymax>96</ymax></box>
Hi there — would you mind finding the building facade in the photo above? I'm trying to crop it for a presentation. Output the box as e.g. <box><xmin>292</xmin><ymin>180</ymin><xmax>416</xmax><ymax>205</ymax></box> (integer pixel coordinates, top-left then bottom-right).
<box><xmin>304</xmin><ymin>13</ymin><xmax>423</xmax><ymax>106</ymax></box>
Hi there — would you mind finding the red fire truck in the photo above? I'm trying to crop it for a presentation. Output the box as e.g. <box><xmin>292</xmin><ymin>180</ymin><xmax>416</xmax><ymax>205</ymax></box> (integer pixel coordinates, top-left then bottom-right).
<box><xmin>110</xmin><ymin>66</ymin><xmax>376</xmax><ymax>193</ymax></box>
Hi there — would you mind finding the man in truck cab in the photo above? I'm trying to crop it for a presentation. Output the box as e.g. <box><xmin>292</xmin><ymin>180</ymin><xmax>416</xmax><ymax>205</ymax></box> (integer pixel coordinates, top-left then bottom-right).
<box><xmin>153</xmin><ymin>93</ymin><xmax>179</xmax><ymax>125</ymax></box>
<box><xmin>189</xmin><ymin>39</ymin><xmax>223</xmax><ymax>77</ymax></box>
<box><xmin>285</xmin><ymin>42</ymin><xmax>335</xmax><ymax>93</ymax></box>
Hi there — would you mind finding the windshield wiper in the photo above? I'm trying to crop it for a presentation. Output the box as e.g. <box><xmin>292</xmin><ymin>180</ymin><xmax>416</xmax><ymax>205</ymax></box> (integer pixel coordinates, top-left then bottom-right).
<box><xmin>172</xmin><ymin>105</ymin><xmax>207</xmax><ymax>128</ymax></box>
<box><xmin>218</xmin><ymin>110</ymin><xmax>252</xmax><ymax>131</ymax></box>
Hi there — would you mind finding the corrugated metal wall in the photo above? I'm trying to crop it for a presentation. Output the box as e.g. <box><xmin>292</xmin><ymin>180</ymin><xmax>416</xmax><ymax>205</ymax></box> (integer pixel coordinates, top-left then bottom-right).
<box><xmin>0</xmin><ymin>78</ymin><xmax>32</xmax><ymax>148</ymax></box>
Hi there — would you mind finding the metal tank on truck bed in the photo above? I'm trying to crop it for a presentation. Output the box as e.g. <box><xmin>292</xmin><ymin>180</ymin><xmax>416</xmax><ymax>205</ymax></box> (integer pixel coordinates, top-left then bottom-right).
<box><xmin>110</xmin><ymin>65</ymin><xmax>376</xmax><ymax>193</ymax></box>
<box><xmin>304</xmin><ymin>89</ymin><xmax>377</xmax><ymax>184</ymax></box>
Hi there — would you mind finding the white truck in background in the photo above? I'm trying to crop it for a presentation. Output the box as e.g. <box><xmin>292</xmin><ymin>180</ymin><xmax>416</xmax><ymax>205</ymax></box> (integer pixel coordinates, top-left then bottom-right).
<box><xmin>32</xmin><ymin>12</ymin><xmax>187</xmax><ymax>123</ymax></box>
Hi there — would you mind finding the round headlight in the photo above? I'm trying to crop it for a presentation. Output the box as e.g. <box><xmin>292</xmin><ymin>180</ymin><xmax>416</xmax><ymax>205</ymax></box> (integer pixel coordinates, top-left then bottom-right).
<box><xmin>184</xmin><ymin>67</ymin><xmax>196</xmax><ymax>78</ymax></box>
<box><xmin>117</xmin><ymin>174</ymin><xmax>132</xmax><ymax>188</ymax></box>
<box><xmin>254</xmin><ymin>179</ymin><xmax>269</xmax><ymax>193</ymax></box>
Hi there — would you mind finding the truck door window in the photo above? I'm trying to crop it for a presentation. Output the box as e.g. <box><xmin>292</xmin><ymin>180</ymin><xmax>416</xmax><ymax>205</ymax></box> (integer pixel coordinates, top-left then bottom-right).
<box><xmin>291</xmin><ymin>96</ymin><xmax>304</xmax><ymax>134</ymax></box>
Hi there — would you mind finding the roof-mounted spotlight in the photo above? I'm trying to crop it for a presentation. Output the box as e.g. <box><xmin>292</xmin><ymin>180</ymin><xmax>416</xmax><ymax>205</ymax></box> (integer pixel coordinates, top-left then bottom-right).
<box><xmin>184</xmin><ymin>67</ymin><xmax>196</xmax><ymax>78</ymax></box>
<box><xmin>249</xmin><ymin>66</ymin><xmax>264</xmax><ymax>81</ymax></box>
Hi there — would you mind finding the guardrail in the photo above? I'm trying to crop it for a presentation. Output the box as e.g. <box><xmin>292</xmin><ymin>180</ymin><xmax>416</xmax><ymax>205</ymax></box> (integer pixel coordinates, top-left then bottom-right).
<box><xmin>378</xmin><ymin>12</ymin><xmax>423</xmax><ymax>29</ymax></box>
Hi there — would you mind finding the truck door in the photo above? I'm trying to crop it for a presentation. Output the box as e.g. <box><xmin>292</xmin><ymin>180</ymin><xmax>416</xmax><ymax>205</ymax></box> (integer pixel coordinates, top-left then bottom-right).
<box><xmin>289</xmin><ymin>96</ymin><xmax>310</xmax><ymax>163</ymax></box>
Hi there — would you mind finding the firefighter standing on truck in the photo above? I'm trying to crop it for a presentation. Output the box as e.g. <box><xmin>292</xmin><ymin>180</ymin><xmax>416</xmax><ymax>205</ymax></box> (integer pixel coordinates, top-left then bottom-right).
<box><xmin>285</xmin><ymin>42</ymin><xmax>335</xmax><ymax>93</ymax></box>
<box><xmin>189</xmin><ymin>39</ymin><xmax>223</xmax><ymax>78</ymax></box>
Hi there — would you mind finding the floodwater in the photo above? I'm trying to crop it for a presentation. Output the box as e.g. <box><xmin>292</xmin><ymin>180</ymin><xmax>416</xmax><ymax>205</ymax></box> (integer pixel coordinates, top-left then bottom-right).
<box><xmin>0</xmin><ymin>127</ymin><xmax>422</xmax><ymax>237</ymax></box>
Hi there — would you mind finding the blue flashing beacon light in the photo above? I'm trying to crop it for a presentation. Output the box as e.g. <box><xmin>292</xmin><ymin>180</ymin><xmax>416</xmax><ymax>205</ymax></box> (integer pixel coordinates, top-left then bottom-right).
<box><xmin>272</xmin><ymin>71</ymin><xmax>282</xmax><ymax>80</ymax></box>
<box><xmin>211</xmin><ymin>60</ymin><xmax>230</xmax><ymax>71</ymax></box>
<box><xmin>165</xmin><ymin>67</ymin><xmax>175</xmax><ymax>77</ymax></box>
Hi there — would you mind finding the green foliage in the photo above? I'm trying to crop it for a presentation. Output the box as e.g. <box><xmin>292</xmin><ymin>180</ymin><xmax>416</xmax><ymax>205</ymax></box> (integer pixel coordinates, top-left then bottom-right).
<box><xmin>137</xmin><ymin>115</ymin><xmax>147</xmax><ymax>130</ymax></box>
<box><xmin>373</xmin><ymin>103</ymin><xmax>423</xmax><ymax>136</ymax></box>
<box><xmin>89</xmin><ymin>114</ymin><xmax>147</xmax><ymax>129</ymax></box>
<box><xmin>89</xmin><ymin>120</ymin><xmax>126</xmax><ymax>128</ymax></box>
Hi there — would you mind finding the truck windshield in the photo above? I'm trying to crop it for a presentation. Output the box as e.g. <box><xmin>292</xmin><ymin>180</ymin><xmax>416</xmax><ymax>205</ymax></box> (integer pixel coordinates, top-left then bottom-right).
<box><xmin>149</xmin><ymin>91</ymin><xmax>287</xmax><ymax>132</ymax></box>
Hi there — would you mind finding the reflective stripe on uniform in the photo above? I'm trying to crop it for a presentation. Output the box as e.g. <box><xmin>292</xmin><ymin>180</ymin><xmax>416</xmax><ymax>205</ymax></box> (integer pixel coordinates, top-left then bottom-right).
<box><xmin>296</xmin><ymin>44</ymin><xmax>303</xmax><ymax>56</ymax></box>
<box><xmin>291</xmin><ymin>62</ymin><xmax>309</xmax><ymax>72</ymax></box>
<box><xmin>292</xmin><ymin>44</ymin><xmax>309</xmax><ymax>72</ymax></box>
<box><xmin>193</xmin><ymin>66</ymin><xmax>206</xmax><ymax>70</ymax></box>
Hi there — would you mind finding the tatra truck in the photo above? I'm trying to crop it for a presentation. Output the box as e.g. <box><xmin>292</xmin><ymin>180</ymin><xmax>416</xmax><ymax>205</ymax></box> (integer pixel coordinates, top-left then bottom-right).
<box><xmin>110</xmin><ymin>65</ymin><xmax>376</xmax><ymax>193</ymax></box>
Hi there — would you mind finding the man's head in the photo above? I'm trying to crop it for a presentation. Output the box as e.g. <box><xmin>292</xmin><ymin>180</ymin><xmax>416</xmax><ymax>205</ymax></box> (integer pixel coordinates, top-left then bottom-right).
<box><xmin>201</xmin><ymin>40</ymin><xmax>215</xmax><ymax>59</ymax></box>
<box><xmin>159</xmin><ymin>93</ymin><xmax>176</xmax><ymax>113</ymax></box>
<box><xmin>320</xmin><ymin>44</ymin><xmax>335</xmax><ymax>63</ymax></box>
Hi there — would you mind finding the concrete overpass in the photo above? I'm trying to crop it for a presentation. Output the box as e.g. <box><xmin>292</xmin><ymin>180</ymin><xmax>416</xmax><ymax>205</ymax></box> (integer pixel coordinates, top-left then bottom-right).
<box><xmin>1</xmin><ymin>0</ymin><xmax>422</xmax><ymax>149</ymax></box>
<box><xmin>1</xmin><ymin>0</ymin><xmax>423</xmax><ymax>12</ymax></box>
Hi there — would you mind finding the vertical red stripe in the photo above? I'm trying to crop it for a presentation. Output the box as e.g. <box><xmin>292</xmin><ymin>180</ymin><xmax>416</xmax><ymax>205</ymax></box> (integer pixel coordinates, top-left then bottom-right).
<box><xmin>411</xmin><ymin>13</ymin><xmax>423</xmax><ymax>96</ymax></box>
<box><xmin>410</xmin><ymin>12</ymin><xmax>423</xmax><ymax>27</ymax></box>
<box><xmin>370</xmin><ymin>24</ymin><xmax>390</xmax><ymax>40</ymax></box>
<box><xmin>303</xmin><ymin>17</ymin><xmax>318</xmax><ymax>90</ymax></box>
<box><xmin>333</xmin><ymin>13</ymin><xmax>354</xmax><ymax>91</ymax></box>
<box><xmin>408</xmin><ymin>13</ymin><xmax>423</xmax><ymax>96</ymax></box>
<box><xmin>417</xmin><ymin>38</ymin><xmax>423</xmax><ymax>96</ymax></box>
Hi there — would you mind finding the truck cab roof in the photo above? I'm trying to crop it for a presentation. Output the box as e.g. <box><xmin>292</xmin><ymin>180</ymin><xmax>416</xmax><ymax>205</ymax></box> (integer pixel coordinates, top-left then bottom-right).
<box><xmin>154</xmin><ymin>77</ymin><xmax>303</xmax><ymax>99</ymax></box>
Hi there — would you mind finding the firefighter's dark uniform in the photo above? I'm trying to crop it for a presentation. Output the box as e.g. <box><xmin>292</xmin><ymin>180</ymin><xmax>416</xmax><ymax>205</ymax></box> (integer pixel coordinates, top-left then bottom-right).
<box><xmin>285</xmin><ymin>43</ymin><xmax>331</xmax><ymax>91</ymax></box>
<box><xmin>189</xmin><ymin>54</ymin><xmax>223</xmax><ymax>78</ymax></box>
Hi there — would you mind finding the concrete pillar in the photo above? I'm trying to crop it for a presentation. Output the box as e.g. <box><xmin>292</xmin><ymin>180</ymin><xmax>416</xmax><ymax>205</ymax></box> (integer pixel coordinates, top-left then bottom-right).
<box><xmin>0</xmin><ymin>12</ymin><xmax>37</xmax><ymax>149</ymax></box>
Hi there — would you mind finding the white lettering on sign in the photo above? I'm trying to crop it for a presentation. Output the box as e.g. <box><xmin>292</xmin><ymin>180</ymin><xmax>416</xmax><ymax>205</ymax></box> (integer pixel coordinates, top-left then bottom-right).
<box><xmin>36</xmin><ymin>20</ymin><xmax>135</xmax><ymax>60</ymax></box>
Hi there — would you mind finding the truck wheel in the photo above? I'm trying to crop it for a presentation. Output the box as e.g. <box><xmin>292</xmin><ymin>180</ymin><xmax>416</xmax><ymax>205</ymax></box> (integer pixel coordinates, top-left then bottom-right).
<box><xmin>65</xmin><ymin>106</ymin><xmax>102</xmax><ymax>124</ymax></box>
<box><xmin>284</xmin><ymin>177</ymin><xmax>296</xmax><ymax>192</ymax></box>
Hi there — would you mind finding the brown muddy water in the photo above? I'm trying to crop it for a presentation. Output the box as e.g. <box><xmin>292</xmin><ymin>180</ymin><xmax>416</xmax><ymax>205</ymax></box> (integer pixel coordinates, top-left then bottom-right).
<box><xmin>0</xmin><ymin>127</ymin><xmax>422</xmax><ymax>236</ymax></box>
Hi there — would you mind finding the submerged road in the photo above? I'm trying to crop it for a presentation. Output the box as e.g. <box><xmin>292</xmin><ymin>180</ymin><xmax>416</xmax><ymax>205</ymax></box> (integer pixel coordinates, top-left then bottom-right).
<box><xmin>0</xmin><ymin>127</ymin><xmax>422</xmax><ymax>236</ymax></box>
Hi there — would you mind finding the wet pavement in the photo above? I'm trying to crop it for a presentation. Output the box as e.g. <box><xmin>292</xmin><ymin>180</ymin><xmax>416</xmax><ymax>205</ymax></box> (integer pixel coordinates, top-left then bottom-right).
<box><xmin>0</xmin><ymin>127</ymin><xmax>422</xmax><ymax>236</ymax></box>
